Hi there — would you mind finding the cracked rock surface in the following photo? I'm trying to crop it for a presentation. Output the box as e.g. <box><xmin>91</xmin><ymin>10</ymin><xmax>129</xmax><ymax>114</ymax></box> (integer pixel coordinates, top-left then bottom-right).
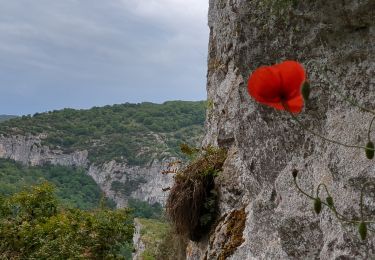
<box><xmin>188</xmin><ymin>0</ymin><xmax>375</xmax><ymax>259</ymax></box>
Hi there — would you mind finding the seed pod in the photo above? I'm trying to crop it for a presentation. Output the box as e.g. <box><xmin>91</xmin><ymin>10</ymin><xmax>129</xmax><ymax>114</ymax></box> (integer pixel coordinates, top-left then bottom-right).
<box><xmin>358</xmin><ymin>222</ymin><xmax>367</xmax><ymax>240</ymax></box>
<box><xmin>301</xmin><ymin>81</ymin><xmax>311</xmax><ymax>101</ymax></box>
<box><xmin>365</xmin><ymin>141</ymin><xmax>374</xmax><ymax>159</ymax></box>
<box><xmin>326</xmin><ymin>196</ymin><xmax>334</xmax><ymax>207</ymax></box>
<box><xmin>314</xmin><ymin>198</ymin><xmax>322</xmax><ymax>214</ymax></box>
<box><xmin>292</xmin><ymin>169</ymin><xmax>298</xmax><ymax>179</ymax></box>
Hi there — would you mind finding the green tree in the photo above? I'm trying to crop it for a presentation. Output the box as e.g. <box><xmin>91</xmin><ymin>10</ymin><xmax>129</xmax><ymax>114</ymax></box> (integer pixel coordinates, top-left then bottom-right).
<box><xmin>0</xmin><ymin>183</ymin><xmax>134</xmax><ymax>259</ymax></box>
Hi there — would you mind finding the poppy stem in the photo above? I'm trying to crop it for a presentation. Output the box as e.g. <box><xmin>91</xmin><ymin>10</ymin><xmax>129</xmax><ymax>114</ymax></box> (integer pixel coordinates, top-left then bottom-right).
<box><xmin>292</xmin><ymin>176</ymin><xmax>315</xmax><ymax>200</ymax></box>
<box><xmin>306</xmin><ymin>60</ymin><xmax>375</xmax><ymax>115</ymax></box>
<box><xmin>368</xmin><ymin>116</ymin><xmax>375</xmax><ymax>141</ymax></box>
<box><xmin>316</xmin><ymin>80</ymin><xmax>375</xmax><ymax>116</ymax></box>
<box><xmin>360</xmin><ymin>182</ymin><xmax>375</xmax><ymax>221</ymax></box>
<box><xmin>294</xmin><ymin>174</ymin><xmax>375</xmax><ymax>224</ymax></box>
<box><xmin>282</xmin><ymin>103</ymin><xmax>374</xmax><ymax>152</ymax></box>
<box><xmin>294</xmin><ymin>175</ymin><xmax>349</xmax><ymax>222</ymax></box>
<box><xmin>316</xmin><ymin>183</ymin><xmax>330</xmax><ymax>198</ymax></box>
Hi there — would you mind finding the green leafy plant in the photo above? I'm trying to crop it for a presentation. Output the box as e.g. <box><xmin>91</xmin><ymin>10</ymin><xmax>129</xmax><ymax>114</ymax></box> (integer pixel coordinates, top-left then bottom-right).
<box><xmin>0</xmin><ymin>183</ymin><xmax>134</xmax><ymax>259</ymax></box>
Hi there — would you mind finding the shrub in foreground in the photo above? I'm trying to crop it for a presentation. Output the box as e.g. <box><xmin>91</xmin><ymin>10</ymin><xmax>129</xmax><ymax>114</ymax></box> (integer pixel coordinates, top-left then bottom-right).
<box><xmin>0</xmin><ymin>183</ymin><xmax>134</xmax><ymax>259</ymax></box>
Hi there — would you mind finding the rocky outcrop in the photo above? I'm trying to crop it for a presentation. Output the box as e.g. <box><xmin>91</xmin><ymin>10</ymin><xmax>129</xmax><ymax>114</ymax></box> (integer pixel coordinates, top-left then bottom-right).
<box><xmin>0</xmin><ymin>134</ymin><xmax>172</xmax><ymax>207</ymax></box>
<box><xmin>190</xmin><ymin>0</ymin><xmax>375</xmax><ymax>259</ymax></box>
<box><xmin>88</xmin><ymin>160</ymin><xmax>173</xmax><ymax>208</ymax></box>
<box><xmin>0</xmin><ymin>134</ymin><xmax>88</xmax><ymax>167</ymax></box>
<box><xmin>133</xmin><ymin>219</ymin><xmax>146</xmax><ymax>260</ymax></box>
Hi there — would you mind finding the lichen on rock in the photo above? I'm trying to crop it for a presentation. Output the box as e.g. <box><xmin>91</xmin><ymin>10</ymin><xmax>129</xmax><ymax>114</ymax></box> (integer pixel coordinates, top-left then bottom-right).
<box><xmin>216</xmin><ymin>208</ymin><xmax>247</xmax><ymax>260</ymax></box>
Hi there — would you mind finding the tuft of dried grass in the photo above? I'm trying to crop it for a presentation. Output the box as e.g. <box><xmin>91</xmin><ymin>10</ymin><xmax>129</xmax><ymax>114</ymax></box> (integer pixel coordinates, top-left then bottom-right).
<box><xmin>166</xmin><ymin>146</ymin><xmax>227</xmax><ymax>241</ymax></box>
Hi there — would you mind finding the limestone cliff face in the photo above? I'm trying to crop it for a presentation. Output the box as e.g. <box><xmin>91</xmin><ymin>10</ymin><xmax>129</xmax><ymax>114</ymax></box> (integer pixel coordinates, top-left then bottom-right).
<box><xmin>188</xmin><ymin>0</ymin><xmax>375</xmax><ymax>259</ymax></box>
<box><xmin>88</xmin><ymin>160</ymin><xmax>173</xmax><ymax>208</ymax></box>
<box><xmin>0</xmin><ymin>134</ymin><xmax>88</xmax><ymax>167</ymax></box>
<box><xmin>132</xmin><ymin>219</ymin><xmax>146</xmax><ymax>260</ymax></box>
<box><xmin>0</xmin><ymin>134</ymin><xmax>172</xmax><ymax>207</ymax></box>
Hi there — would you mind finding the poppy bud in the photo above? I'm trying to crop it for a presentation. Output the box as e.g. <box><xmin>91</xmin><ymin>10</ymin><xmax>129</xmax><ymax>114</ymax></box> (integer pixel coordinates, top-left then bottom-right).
<box><xmin>358</xmin><ymin>222</ymin><xmax>367</xmax><ymax>240</ymax></box>
<box><xmin>314</xmin><ymin>198</ymin><xmax>322</xmax><ymax>214</ymax></box>
<box><xmin>365</xmin><ymin>141</ymin><xmax>374</xmax><ymax>159</ymax></box>
<box><xmin>301</xmin><ymin>81</ymin><xmax>310</xmax><ymax>101</ymax></box>
<box><xmin>326</xmin><ymin>196</ymin><xmax>334</xmax><ymax>207</ymax></box>
<box><xmin>292</xmin><ymin>169</ymin><xmax>298</xmax><ymax>179</ymax></box>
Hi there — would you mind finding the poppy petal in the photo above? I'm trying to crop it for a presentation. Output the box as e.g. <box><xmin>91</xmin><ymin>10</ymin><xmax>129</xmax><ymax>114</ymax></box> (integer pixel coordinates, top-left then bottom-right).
<box><xmin>258</xmin><ymin>97</ymin><xmax>303</xmax><ymax>113</ymax></box>
<box><xmin>276</xmin><ymin>61</ymin><xmax>306</xmax><ymax>100</ymax></box>
<box><xmin>247</xmin><ymin>60</ymin><xmax>306</xmax><ymax>114</ymax></box>
<box><xmin>262</xmin><ymin>102</ymin><xmax>285</xmax><ymax>111</ymax></box>
<box><xmin>285</xmin><ymin>95</ymin><xmax>304</xmax><ymax>113</ymax></box>
<box><xmin>248</xmin><ymin>66</ymin><xmax>282</xmax><ymax>104</ymax></box>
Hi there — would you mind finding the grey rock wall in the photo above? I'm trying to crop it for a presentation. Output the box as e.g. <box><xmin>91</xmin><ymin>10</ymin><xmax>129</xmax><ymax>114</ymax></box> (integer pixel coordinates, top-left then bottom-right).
<box><xmin>0</xmin><ymin>134</ymin><xmax>172</xmax><ymax>207</ymax></box>
<box><xmin>0</xmin><ymin>134</ymin><xmax>88</xmax><ymax>167</ymax></box>
<box><xmin>133</xmin><ymin>218</ymin><xmax>146</xmax><ymax>260</ymax></box>
<box><xmin>189</xmin><ymin>0</ymin><xmax>375</xmax><ymax>259</ymax></box>
<box><xmin>88</xmin><ymin>160</ymin><xmax>173</xmax><ymax>208</ymax></box>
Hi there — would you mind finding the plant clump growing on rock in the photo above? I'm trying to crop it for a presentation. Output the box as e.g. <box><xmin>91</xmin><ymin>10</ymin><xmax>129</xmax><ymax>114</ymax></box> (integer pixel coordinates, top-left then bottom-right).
<box><xmin>166</xmin><ymin>145</ymin><xmax>227</xmax><ymax>242</ymax></box>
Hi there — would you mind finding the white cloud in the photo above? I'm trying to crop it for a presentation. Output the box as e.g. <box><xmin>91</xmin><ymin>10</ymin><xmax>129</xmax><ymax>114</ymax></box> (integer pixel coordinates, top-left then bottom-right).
<box><xmin>0</xmin><ymin>0</ymin><xmax>209</xmax><ymax>114</ymax></box>
<box><xmin>118</xmin><ymin>0</ymin><xmax>209</xmax><ymax>67</ymax></box>
<box><xmin>120</xmin><ymin>0</ymin><xmax>208</xmax><ymax>31</ymax></box>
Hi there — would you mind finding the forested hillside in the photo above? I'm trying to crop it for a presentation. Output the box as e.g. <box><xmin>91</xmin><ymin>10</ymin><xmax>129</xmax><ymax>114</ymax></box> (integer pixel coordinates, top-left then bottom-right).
<box><xmin>0</xmin><ymin>158</ymin><xmax>114</xmax><ymax>210</ymax></box>
<box><xmin>0</xmin><ymin>101</ymin><xmax>206</xmax><ymax>258</ymax></box>
<box><xmin>0</xmin><ymin>101</ymin><xmax>205</xmax><ymax>165</ymax></box>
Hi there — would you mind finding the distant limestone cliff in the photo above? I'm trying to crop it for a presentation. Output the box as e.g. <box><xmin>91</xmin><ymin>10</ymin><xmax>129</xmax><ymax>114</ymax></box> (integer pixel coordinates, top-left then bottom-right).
<box><xmin>0</xmin><ymin>101</ymin><xmax>205</xmax><ymax>207</ymax></box>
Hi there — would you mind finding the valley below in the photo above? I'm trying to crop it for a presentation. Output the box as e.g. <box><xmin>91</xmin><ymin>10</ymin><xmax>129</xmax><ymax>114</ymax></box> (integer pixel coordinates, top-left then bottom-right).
<box><xmin>0</xmin><ymin>101</ymin><xmax>205</xmax><ymax>259</ymax></box>
<box><xmin>0</xmin><ymin>101</ymin><xmax>205</xmax><ymax>207</ymax></box>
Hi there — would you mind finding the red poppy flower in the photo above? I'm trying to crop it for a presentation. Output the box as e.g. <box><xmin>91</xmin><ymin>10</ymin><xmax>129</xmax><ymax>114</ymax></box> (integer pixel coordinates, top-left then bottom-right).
<box><xmin>247</xmin><ymin>60</ymin><xmax>306</xmax><ymax>113</ymax></box>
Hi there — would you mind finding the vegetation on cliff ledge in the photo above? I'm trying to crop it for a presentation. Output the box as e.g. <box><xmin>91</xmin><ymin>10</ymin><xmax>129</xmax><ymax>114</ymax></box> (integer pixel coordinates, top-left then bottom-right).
<box><xmin>166</xmin><ymin>145</ymin><xmax>227</xmax><ymax>241</ymax></box>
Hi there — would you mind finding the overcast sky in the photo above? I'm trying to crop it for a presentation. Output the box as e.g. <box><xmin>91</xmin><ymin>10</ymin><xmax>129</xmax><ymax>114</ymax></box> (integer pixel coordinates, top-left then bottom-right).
<box><xmin>0</xmin><ymin>0</ymin><xmax>209</xmax><ymax>115</ymax></box>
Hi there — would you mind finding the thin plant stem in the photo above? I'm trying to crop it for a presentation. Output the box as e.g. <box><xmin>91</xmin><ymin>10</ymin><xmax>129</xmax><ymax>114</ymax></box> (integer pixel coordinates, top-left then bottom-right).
<box><xmin>360</xmin><ymin>182</ymin><xmax>375</xmax><ymax>221</ymax></box>
<box><xmin>368</xmin><ymin>116</ymin><xmax>375</xmax><ymax>141</ymax></box>
<box><xmin>305</xmin><ymin>60</ymin><xmax>375</xmax><ymax>115</ymax></box>
<box><xmin>316</xmin><ymin>183</ymin><xmax>330</xmax><ymax>198</ymax></box>
<box><xmin>323</xmin><ymin>72</ymin><xmax>375</xmax><ymax>115</ymax></box>
<box><xmin>316</xmin><ymin>184</ymin><xmax>347</xmax><ymax>222</ymax></box>
<box><xmin>293</xmin><ymin>176</ymin><xmax>375</xmax><ymax>224</ymax></box>
<box><xmin>293</xmin><ymin>177</ymin><xmax>315</xmax><ymax>200</ymax></box>
<box><xmin>282</xmin><ymin>103</ymin><xmax>374</xmax><ymax>151</ymax></box>
<box><xmin>294</xmin><ymin>177</ymin><xmax>347</xmax><ymax>221</ymax></box>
